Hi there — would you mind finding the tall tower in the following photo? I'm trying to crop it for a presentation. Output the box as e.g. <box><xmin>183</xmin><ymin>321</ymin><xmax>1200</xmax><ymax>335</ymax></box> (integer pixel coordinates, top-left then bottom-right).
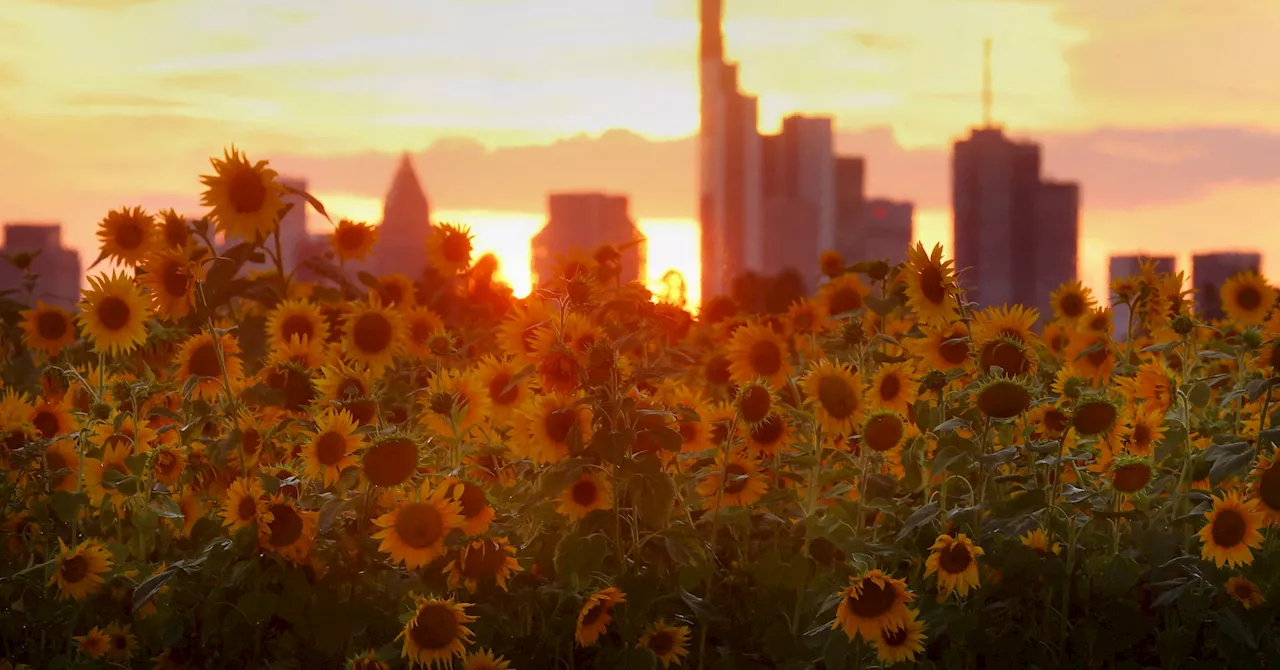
<box><xmin>699</xmin><ymin>0</ymin><xmax>763</xmax><ymax>305</ymax></box>
<box><xmin>372</xmin><ymin>154</ymin><xmax>432</xmax><ymax>279</ymax></box>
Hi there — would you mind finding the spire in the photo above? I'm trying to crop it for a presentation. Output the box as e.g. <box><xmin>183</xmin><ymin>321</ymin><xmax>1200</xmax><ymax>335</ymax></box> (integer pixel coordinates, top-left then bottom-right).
<box><xmin>700</xmin><ymin>0</ymin><xmax>723</xmax><ymax>61</ymax></box>
<box><xmin>386</xmin><ymin>152</ymin><xmax>429</xmax><ymax>213</ymax></box>
<box><xmin>374</xmin><ymin>152</ymin><xmax>432</xmax><ymax>278</ymax></box>
<box><xmin>982</xmin><ymin>38</ymin><xmax>994</xmax><ymax>128</ymax></box>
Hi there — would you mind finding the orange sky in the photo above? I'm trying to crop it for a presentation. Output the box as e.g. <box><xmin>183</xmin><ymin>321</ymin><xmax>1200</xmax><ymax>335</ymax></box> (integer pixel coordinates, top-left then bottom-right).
<box><xmin>2</xmin><ymin>0</ymin><xmax>1280</xmax><ymax>306</ymax></box>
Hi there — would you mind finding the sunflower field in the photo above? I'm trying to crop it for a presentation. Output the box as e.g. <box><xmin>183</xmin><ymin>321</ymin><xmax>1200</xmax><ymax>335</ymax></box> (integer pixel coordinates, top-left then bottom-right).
<box><xmin>2</xmin><ymin>147</ymin><xmax>1280</xmax><ymax>669</ymax></box>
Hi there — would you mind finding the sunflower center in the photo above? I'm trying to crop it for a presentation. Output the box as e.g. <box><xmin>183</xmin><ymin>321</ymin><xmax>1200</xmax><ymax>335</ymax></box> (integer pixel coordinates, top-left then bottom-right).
<box><xmin>267</xmin><ymin>504</ymin><xmax>304</xmax><ymax>547</ymax></box>
<box><xmin>938</xmin><ymin>542</ymin><xmax>973</xmax><ymax>574</ymax></box>
<box><xmin>581</xmin><ymin>601</ymin><xmax>608</xmax><ymax>627</ymax></box>
<box><xmin>161</xmin><ymin>262</ymin><xmax>190</xmax><ymax>298</ymax></box>
<box><xmin>939</xmin><ymin>334</ymin><xmax>970</xmax><ymax>366</ymax></box>
<box><xmin>410</xmin><ymin>320</ymin><xmax>434</xmax><ymax>344</ymax></box>
<box><xmin>152</xmin><ymin>451</ymin><xmax>176</xmax><ymax>474</ymax></box>
<box><xmin>846</xmin><ymin>579</ymin><xmax>895</xmax><ymax>618</ymax></box>
<box><xmin>487</xmin><ymin>372</ymin><xmax>519</xmax><ymax>406</ymax></box>
<box><xmin>97</xmin><ymin>296</ymin><xmax>132</xmax><ymax>331</ymax></box>
<box><xmin>315</xmin><ymin>431</ymin><xmax>347</xmax><ymax>466</ymax></box>
<box><xmin>395</xmin><ymin>502</ymin><xmax>445</xmax><ymax>549</ymax></box>
<box><xmin>1060</xmin><ymin>293</ymin><xmax>1085</xmax><ymax>318</ymax></box>
<box><xmin>226</xmin><ymin>166</ymin><xmax>268</xmax><ymax>214</ymax></box>
<box><xmin>36</xmin><ymin>310</ymin><xmax>69</xmax><ymax>340</ymax></box>
<box><xmin>116</xmin><ymin>222</ymin><xmax>145</xmax><ymax>250</ymax></box>
<box><xmin>282</xmin><ymin>314</ymin><xmax>314</xmax><ymax>342</ymax></box>
<box><xmin>918</xmin><ymin>265</ymin><xmax>946</xmax><ymax>304</ymax></box>
<box><xmin>33</xmin><ymin>410</ymin><xmax>59</xmax><ymax>439</ymax></box>
<box><xmin>1072</xmin><ymin>402</ymin><xmax>1117</xmax><ymax>435</ymax></box>
<box><xmin>242</xmin><ymin>428</ymin><xmax>262</xmax><ymax>456</ymax></box>
<box><xmin>237</xmin><ymin>496</ymin><xmax>257</xmax><ymax>521</ymax></box>
<box><xmin>279</xmin><ymin>368</ymin><xmax>316</xmax><ymax>411</ymax></box>
<box><xmin>1132</xmin><ymin>424</ymin><xmax>1152</xmax><ymax>448</ymax></box>
<box><xmin>570</xmin><ymin>479</ymin><xmax>600</xmax><ymax>507</ymax></box>
<box><xmin>750</xmin><ymin>415</ymin><xmax>784</xmax><ymax>446</ymax></box>
<box><xmin>1085</xmin><ymin>345</ymin><xmax>1110</xmax><ymax>368</ymax></box>
<box><xmin>1258</xmin><ymin>462</ymin><xmax>1280</xmax><ymax>511</ymax></box>
<box><xmin>829</xmin><ymin>288</ymin><xmax>863</xmax><ymax>315</ymax></box>
<box><xmin>818</xmin><ymin>375</ymin><xmax>858</xmax><ymax>420</ymax></box>
<box><xmin>544</xmin><ymin>408</ymin><xmax>577</xmax><ymax>444</ymax></box>
<box><xmin>738</xmin><ymin>385</ymin><xmax>772</xmax><ymax>424</ymax></box>
<box><xmin>977</xmin><ymin>382</ymin><xmax>1031</xmax><ymax>419</ymax></box>
<box><xmin>1236</xmin><ymin>286</ymin><xmax>1263</xmax><ymax>311</ymax></box>
<box><xmin>335</xmin><ymin>225</ymin><xmax>366</xmax><ymax>251</ymax></box>
<box><xmin>540</xmin><ymin>351</ymin><xmax>580</xmax><ymax>392</ymax></box>
<box><xmin>189</xmin><ymin>342</ymin><xmax>223</xmax><ymax>379</ymax></box>
<box><xmin>60</xmin><ymin>554</ymin><xmax>89</xmax><ymax>583</ymax></box>
<box><xmin>1234</xmin><ymin>583</ymin><xmax>1255</xmax><ymax>599</ymax></box>
<box><xmin>864</xmin><ymin>414</ymin><xmax>904</xmax><ymax>452</ymax></box>
<box><xmin>979</xmin><ymin>339</ymin><xmax>1030</xmax><ymax>376</ymax></box>
<box><xmin>1112</xmin><ymin>463</ymin><xmax>1151</xmax><ymax>493</ymax></box>
<box><xmin>461</xmin><ymin>540</ymin><xmax>503</xmax><ymax>579</ymax></box>
<box><xmin>881</xmin><ymin>625</ymin><xmax>909</xmax><ymax>647</ymax></box>
<box><xmin>1212</xmin><ymin>509</ymin><xmax>1248</xmax><ymax>547</ymax></box>
<box><xmin>428</xmin><ymin>392</ymin><xmax>458</xmax><ymax>417</ymax></box>
<box><xmin>453</xmin><ymin>482</ymin><xmax>488</xmax><ymax>518</ymax></box>
<box><xmin>362</xmin><ymin>438</ymin><xmax>418</xmax><ymax>487</ymax></box>
<box><xmin>112</xmin><ymin>634</ymin><xmax>129</xmax><ymax>650</ymax></box>
<box><xmin>747</xmin><ymin>340</ymin><xmax>782</xmax><ymax>376</ymax></box>
<box><xmin>878</xmin><ymin>374</ymin><xmax>901</xmax><ymax>402</ymax></box>
<box><xmin>352</xmin><ymin>313</ymin><xmax>393</xmax><ymax>354</ymax></box>
<box><xmin>647</xmin><ymin>630</ymin><xmax>676</xmax><ymax>656</ymax></box>
<box><xmin>164</xmin><ymin>217</ymin><xmax>190</xmax><ymax>248</ymax></box>
<box><xmin>678</xmin><ymin>421</ymin><xmax>698</xmax><ymax>444</ymax></box>
<box><xmin>441</xmin><ymin>233</ymin><xmax>472</xmax><ymax>265</ymax></box>
<box><xmin>1044</xmin><ymin>409</ymin><xmax>1069</xmax><ymax>433</ymax></box>
<box><xmin>45</xmin><ymin>450</ymin><xmax>68</xmax><ymax>471</ymax></box>
<box><xmin>380</xmin><ymin>282</ymin><xmax>406</xmax><ymax>307</ymax></box>
<box><xmin>408</xmin><ymin>603</ymin><xmax>460</xmax><ymax>651</ymax></box>
<box><xmin>722</xmin><ymin>462</ymin><xmax>750</xmax><ymax>495</ymax></box>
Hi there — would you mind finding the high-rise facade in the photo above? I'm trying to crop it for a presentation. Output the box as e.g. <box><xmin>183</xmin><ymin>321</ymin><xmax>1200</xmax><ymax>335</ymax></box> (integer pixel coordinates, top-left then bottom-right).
<box><xmin>1193</xmin><ymin>252</ymin><xmax>1262</xmax><ymax>321</ymax></box>
<box><xmin>0</xmin><ymin>223</ymin><xmax>82</xmax><ymax>309</ymax></box>
<box><xmin>852</xmin><ymin>199</ymin><xmax>914</xmax><ymax>267</ymax></box>
<box><xmin>834</xmin><ymin>157</ymin><xmax>866</xmax><ymax>263</ymax></box>
<box><xmin>372</xmin><ymin>154</ymin><xmax>432</xmax><ymax>280</ymax></box>
<box><xmin>531</xmin><ymin>193</ymin><xmax>646</xmax><ymax>288</ymax></box>
<box><xmin>1109</xmin><ymin>255</ymin><xmax>1176</xmax><ymax>340</ymax></box>
<box><xmin>759</xmin><ymin>115</ymin><xmax>836</xmax><ymax>283</ymax></box>
<box><xmin>952</xmin><ymin>126</ymin><xmax>1079</xmax><ymax>320</ymax></box>
<box><xmin>277</xmin><ymin>177</ymin><xmax>308</xmax><ymax>271</ymax></box>
<box><xmin>699</xmin><ymin>0</ymin><xmax>763</xmax><ymax>303</ymax></box>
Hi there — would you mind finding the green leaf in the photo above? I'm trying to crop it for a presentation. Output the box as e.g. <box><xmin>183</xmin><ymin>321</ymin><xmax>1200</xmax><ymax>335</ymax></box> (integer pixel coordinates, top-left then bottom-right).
<box><xmin>641</xmin><ymin>426</ymin><xmax>684</xmax><ymax>453</ymax></box>
<box><xmin>356</xmin><ymin>271</ymin><xmax>382</xmax><ymax>290</ymax></box>
<box><xmin>538</xmin><ymin>458</ymin><xmax>591</xmax><ymax>496</ymax></box>
<box><xmin>133</xmin><ymin>568</ymin><xmax>177</xmax><ymax>613</ymax></box>
<box><xmin>678</xmin><ymin>584</ymin><xmax>727</xmax><ymax>624</ymax></box>
<box><xmin>631</xmin><ymin>469</ymin><xmax>676</xmax><ymax>530</ymax></box>
<box><xmin>553</xmin><ymin>532</ymin><xmax>610</xmax><ymax>585</ymax></box>
<box><xmin>49</xmin><ymin>491</ymin><xmax>85</xmax><ymax>524</ymax></box>
<box><xmin>932</xmin><ymin>417</ymin><xmax>970</xmax><ymax>433</ymax></box>
<box><xmin>236</xmin><ymin>592</ymin><xmax>279</xmax><ymax>626</ymax></box>
<box><xmin>131</xmin><ymin>507</ymin><xmax>159</xmax><ymax>536</ymax></box>
<box><xmin>1209</xmin><ymin>608</ymin><xmax>1257</xmax><ymax>649</ymax></box>
<box><xmin>1207</xmin><ymin>441</ymin><xmax>1254</xmax><ymax>487</ymax></box>
<box><xmin>1188</xmin><ymin>382</ymin><xmax>1211</xmax><ymax>408</ymax></box>
<box><xmin>895</xmin><ymin>502</ymin><xmax>939</xmax><ymax>541</ymax></box>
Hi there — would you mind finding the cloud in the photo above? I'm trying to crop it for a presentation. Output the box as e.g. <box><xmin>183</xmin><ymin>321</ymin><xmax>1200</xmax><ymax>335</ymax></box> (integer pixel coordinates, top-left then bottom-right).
<box><xmin>21</xmin><ymin>0</ymin><xmax>163</xmax><ymax>7</ymax></box>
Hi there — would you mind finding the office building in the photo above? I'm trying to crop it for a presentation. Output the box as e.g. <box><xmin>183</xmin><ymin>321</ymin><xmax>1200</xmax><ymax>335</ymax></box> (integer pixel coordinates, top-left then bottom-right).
<box><xmin>1109</xmin><ymin>255</ymin><xmax>1176</xmax><ymax>340</ymax></box>
<box><xmin>759</xmin><ymin>115</ymin><xmax>836</xmax><ymax>282</ymax></box>
<box><xmin>371</xmin><ymin>153</ymin><xmax>432</xmax><ymax>280</ymax></box>
<box><xmin>834</xmin><ymin>156</ymin><xmax>866</xmax><ymax>263</ymax></box>
<box><xmin>1193</xmin><ymin>252</ymin><xmax>1262</xmax><ymax>321</ymax></box>
<box><xmin>853</xmin><ymin>199</ymin><xmax>914</xmax><ymax>267</ymax></box>
<box><xmin>0</xmin><ymin>223</ymin><xmax>82</xmax><ymax>309</ymax></box>
<box><xmin>277</xmin><ymin>177</ymin><xmax>308</xmax><ymax>271</ymax></box>
<box><xmin>531</xmin><ymin>193</ymin><xmax>646</xmax><ymax>288</ymax></box>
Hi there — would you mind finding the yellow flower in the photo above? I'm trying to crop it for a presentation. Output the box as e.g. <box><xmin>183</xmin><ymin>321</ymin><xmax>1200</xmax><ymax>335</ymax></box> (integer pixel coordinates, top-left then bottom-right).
<box><xmin>832</xmin><ymin>569</ymin><xmax>914</xmax><ymax>641</ymax></box>
<box><xmin>638</xmin><ymin>619</ymin><xmax>691</xmax><ymax>669</ymax></box>
<box><xmin>696</xmin><ymin>452</ymin><xmax>768</xmax><ymax>511</ymax></box>
<box><xmin>819</xmin><ymin>272</ymin><xmax>869</xmax><ymax>316</ymax></box>
<box><xmin>1225</xmin><ymin>576</ymin><xmax>1266</xmax><ymax>610</ymax></box>
<box><xmin>426</xmin><ymin>221</ymin><xmax>475</xmax><ymax>275</ymax></box>
<box><xmin>867</xmin><ymin>361</ymin><xmax>918</xmax><ymax>414</ymax></box>
<box><xmin>20</xmin><ymin>301</ymin><xmax>76</xmax><ymax>357</ymax></box>
<box><xmin>514</xmin><ymin>393</ymin><xmax>591</xmax><ymax>465</ymax></box>
<box><xmin>200</xmin><ymin>146</ymin><xmax>287</xmax><ymax>242</ymax></box>
<box><xmin>372</xmin><ymin>481</ymin><xmax>464</xmax><ymax>570</ymax></box>
<box><xmin>903</xmin><ymin>242</ymin><xmax>959</xmax><ymax>325</ymax></box>
<box><xmin>397</xmin><ymin>596</ymin><xmax>476</xmax><ymax>668</ymax></box>
<box><xmin>1050</xmin><ymin>279</ymin><xmax>1094</xmax><ymax>322</ymax></box>
<box><xmin>257</xmin><ymin>494</ymin><xmax>317</xmax><ymax>565</ymax></box>
<box><xmin>266</xmin><ymin>299</ymin><xmax>329</xmax><ymax>355</ymax></box>
<box><xmin>331</xmin><ymin>219</ymin><xmax>378</xmax><ymax>262</ymax></box>
<box><xmin>221</xmin><ymin>477</ymin><xmax>268</xmax><ymax>532</ymax></box>
<box><xmin>873</xmin><ymin>608</ymin><xmax>928</xmax><ymax>665</ymax></box>
<box><xmin>138</xmin><ymin>249</ymin><xmax>203</xmax><ymax>321</ymax></box>
<box><xmin>402</xmin><ymin>306</ymin><xmax>447</xmax><ymax>359</ymax></box>
<box><xmin>802</xmin><ymin>359</ymin><xmax>864</xmax><ymax>436</ymax></box>
<box><xmin>1198</xmin><ymin>492</ymin><xmax>1265</xmax><ymax>568</ymax></box>
<box><xmin>557</xmin><ymin>469</ymin><xmax>613</xmax><ymax>521</ymax></box>
<box><xmin>48</xmin><ymin>539</ymin><xmax>112</xmax><ymax>601</ymax></box>
<box><xmin>1019</xmin><ymin>528</ymin><xmax>1062</xmax><ymax>556</ymax></box>
<box><xmin>360</xmin><ymin>436</ymin><xmax>421</xmax><ymax>489</ymax></box>
<box><xmin>97</xmin><ymin>206</ymin><xmax>155</xmax><ymax>266</ymax></box>
<box><xmin>461</xmin><ymin>648</ymin><xmax>512</xmax><ymax>670</ymax></box>
<box><xmin>176</xmin><ymin>331</ymin><xmax>245</xmax><ymax>402</ymax></box>
<box><xmin>74</xmin><ymin>626</ymin><xmax>112</xmax><ymax>659</ymax></box>
<box><xmin>103</xmin><ymin>622</ymin><xmax>138</xmax><ymax>662</ymax></box>
<box><xmin>924</xmin><ymin>533</ymin><xmax>985</xmax><ymax>599</ymax></box>
<box><xmin>301</xmin><ymin>409</ymin><xmax>363</xmax><ymax>487</ymax></box>
<box><xmin>1248</xmin><ymin>453</ymin><xmax>1280</xmax><ymax>525</ymax></box>
<box><xmin>444</xmin><ymin>537</ymin><xmax>523</xmax><ymax>593</ymax></box>
<box><xmin>442</xmin><ymin>478</ymin><xmax>497</xmax><ymax>536</ymax></box>
<box><xmin>576</xmin><ymin>587</ymin><xmax>626</xmax><ymax>647</ymax></box>
<box><xmin>77</xmin><ymin>272</ymin><xmax>151</xmax><ymax>356</ymax></box>
<box><xmin>726</xmin><ymin>322</ymin><xmax>793</xmax><ymax>388</ymax></box>
<box><xmin>1221</xmin><ymin>271</ymin><xmax>1276</xmax><ymax>325</ymax></box>
<box><xmin>343</xmin><ymin>299</ymin><xmax>405</xmax><ymax>374</ymax></box>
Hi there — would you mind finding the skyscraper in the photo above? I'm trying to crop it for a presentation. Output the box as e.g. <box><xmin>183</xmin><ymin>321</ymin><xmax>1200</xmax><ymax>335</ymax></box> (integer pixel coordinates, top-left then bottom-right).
<box><xmin>372</xmin><ymin>153</ymin><xmax>432</xmax><ymax>280</ymax></box>
<box><xmin>759</xmin><ymin>115</ymin><xmax>836</xmax><ymax>282</ymax></box>
<box><xmin>699</xmin><ymin>0</ymin><xmax>763</xmax><ymax>303</ymax></box>
<box><xmin>1032</xmin><ymin>181</ymin><xmax>1080</xmax><ymax>319</ymax></box>
<box><xmin>1193</xmin><ymin>252</ymin><xmax>1262</xmax><ymax>321</ymax></box>
<box><xmin>834</xmin><ymin>157</ymin><xmax>866</xmax><ymax>263</ymax></box>
<box><xmin>853</xmin><ymin>199</ymin><xmax>914</xmax><ymax>266</ymax></box>
<box><xmin>531</xmin><ymin>193</ymin><xmax>646</xmax><ymax>288</ymax></box>
<box><xmin>0</xmin><ymin>223</ymin><xmax>82</xmax><ymax>309</ymax></box>
<box><xmin>1109</xmin><ymin>255</ymin><xmax>1176</xmax><ymax>340</ymax></box>
<box><xmin>277</xmin><ymin>177</ymin><xmax>308</xmax><ymax>271</ymax></box>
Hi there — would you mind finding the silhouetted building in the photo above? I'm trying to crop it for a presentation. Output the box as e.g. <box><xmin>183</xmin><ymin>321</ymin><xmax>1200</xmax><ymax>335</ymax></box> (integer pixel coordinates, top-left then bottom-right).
<box><xmin>1109</xmin><ymin>255</ymin><xmax>1176</xmax><ymax>340</ymax></box>
<box><xmin>1194</xmin><ymin>252</ymin><xmax>1262</xmax><ymax>321</ymax></box>
<box><xmin>278</xmin><ymin>177</ymin><xmax>308</xmax><ymax>271</ymax></box>
<box><xmin>0</xmin><ymin>223</ymin><xmax>82</xmax><ymax>309</ymax></box>
<box><xmin>834</xmin><ymin>156</ymin><xmax>866</xmax><ymax>263</ymax></box>
<box><xmin>699</xmin><ymin>0</ymin><xmax>763</xmax><ymax>302</ymax></box>
<box><xmin>846</xmin><ymin>199</ymin><xmax>913</xmax><ymax>267</ymax></box>
<box><xmin>372</xmin><ymin>154</ymin><xmax>432</xmax><ymax>279</ymax></box>
<box><xmin>952</xmin><ymin>126</ymin><xmax>1079</xmax><ymax>320</ymax></box>
<box><xmin>291</xmin><ymin>234</ymin><xmax>331</xmax><ymax>284</ymax></box>
<box><xmin>759</xmin><ymin>115</ymin><xmax>836</xmax><ymax>282</ymax></box>
<box><xmin>532</xmin><ymin>193</ymin><xmax>646</xmax><ymax>288</ymax></box>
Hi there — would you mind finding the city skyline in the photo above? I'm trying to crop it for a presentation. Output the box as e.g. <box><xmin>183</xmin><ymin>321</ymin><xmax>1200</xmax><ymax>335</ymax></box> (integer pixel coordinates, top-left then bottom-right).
<box><xmin>1</xmin><ymin>0</ymin><xmax>1279</xmax><ymax>302</ymax></box>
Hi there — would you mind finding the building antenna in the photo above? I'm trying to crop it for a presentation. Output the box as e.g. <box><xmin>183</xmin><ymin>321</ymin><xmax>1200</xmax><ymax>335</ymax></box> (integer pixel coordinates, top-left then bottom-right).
<box><xmin>982</xmin><ymin>38</ymin><xmax>993</xmax><ymax>128</ymax></box>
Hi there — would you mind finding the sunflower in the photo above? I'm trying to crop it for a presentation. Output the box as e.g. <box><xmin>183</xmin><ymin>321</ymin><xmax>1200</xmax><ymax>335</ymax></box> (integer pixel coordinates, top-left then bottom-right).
<box><xmin>557</xmin><ymin>469</ymin><xmax>613</xmax><ymax>521</ymax></box>
<box><xmin>1063</xmin><ymin>332</ymin><xmax>1115</xmax><ymax>385</ymax></box>
<box><xmin>344</xmin><ymin>299</ymin><xmax>405</xmax><ymax>373</ymax></box>
<box><xmin>1199</xmin><ymin>491</ymin><xmax>1265</xmax><ymax>568</ymax></box>
<box><xmin>971</xmin><ymin>304</ymin><xmax>1039</xmax><ymax>345</ymax></box>
<box><xmin>301</xmin><ymin>409</ymin><xmax>363</xmax><ymax>487</ymax></box>
<box><xmin>42</xmin><ymin>440</ymin><xmax>80</xmax><ymax>492</ymax></box>
<box><xmin>734</xmin><ymin>381</ymin><xmax>776</xmax><ymax>427</ymax></box>
<box><xmin>1111</xmin><ymin>456</ymin><xmax>1153</xmax><ymax>494</ymax></box>
<box><xmin>425</xmin><ymin>222</ymin><xmax>475</xmax><ymax>275</ymax></box>
<box><xmin>176</xmin><ymin>331</ymin><xmax>245</xmax><ymax>402</ymax></box>
<box><xmin>874</xmin><ymin>608</ymin><xmax>927</xmax><ymax>665</ymax></box>
<box><xmin>515</xmin><ymin>393</ymin><xmax>590</xmax><ymax>464</ymax></box>
<box><xmin>314</xmin><ymin>362</ymin><xmax>379</xmax><ymax>426</ymax></box>
<box><xmin>726</xmin><ymin>323</ymin><xmax>793</xmax><ymax>387</ymax></box>
<box><xmin>267</xmin><ymin>299</ymin><xmax>329</xmax><ymax>354</ymax></box>
<box><xmin>911</xmin><ymin>322</ymin><xmax>971</xmax><ymax>372</ymax></box>
<box><xmin>1248</xmin><ymin>454</ymin><xmax>1280</xmax><ymax>524</ymax></box>
<box><xmin>1050</xmin><ymin>280</ymin><xmax>1094</xmax><ymax>322</ymax></box>
<box><xmin>256</xmin><ymin>494</ymin><xmax>317</xmax><ymax>564</ymax></box>
<box><xmin>444</xmin><ymin>537</ymin><xmax>523</xmax><ymax>592</ymax></box>
<box><xmin>421</xmin><ymin>369</ymin><xmax>490</xmax><ymax>439</ymax></box>
<box><xmin>1072</xmin><ymin>395</ymin><xmax>1119</xmax><ymax>436</ymax></box>
<box><xmin>346</xmin><ymin>650</ymin><xmax>389</xmax><ymax>670</ymax></box>
<box><xmin>819</xmin><ymin>249</ymin><xmax>845</xmax><ymax>278</ymax></box>
<box><xmin>497</xmin><ymin>299</ymin><xmax>554</xmax><ymax>365</ymax></box>
<box><xmin>361</xmin><ymin>436</ymin><xmax>421</xmax><ymax>488</ymax></box>
<box><xmin>576</xmin><ymin>587</ymin><xmax>626</xmax><ymax>647</ymax></box>
<box><xmin>461</xmin><ymin>649</ymin><xmax>513</xmax><ymax>670</ymax></box>
<box><xmin>376</xmin><ymin>273</ymin><xmax>417</xmax><ymax>309</ymax></box>
<box><xmin>200</xmin><ymin>146</ymin><xmax>287</xmax><ymax>242</ymax></box>
<box><xmin>331</xmin><ymin>219</ymin><xmax>378</xmax><ymax>262</ymax></box>
<box><xmin>746</xmin><ymin>413</ymin><xmax>794</xmax><ymax>458</ymax></box>
<box><xmin>802</xmin><ymin>359</ymin><xmax>864</xmax><ymax>435</ymax></box>
<box><xmin>97</xmin><ymin>206</ymin><xmax>155</xmax><ymax>266</ymax></box>
<box><xmin>470</xmin><ymin>355</ymin><xmax>531</xmax><ymax>426</ymax></box>
<box><xmin>669</xmin><ymin>390</ymin><xmax>713</xmax><ymax>454</ymax></box>
<box><xmin>1122</xmin><ymin>407</ymin><xmax>1166</xmax><ymax>457</ymax></box>
<box><xmin>867</xmin><ymin>362</ymin><xmax>918</xmax><ymax>414</ymax></box>
<box><xmin>372</xmin><ymin>481</ymin><xmax>464</xmax><ymax>569</ymax></box>
<box><xmin>696</xmin><ymin>452</ymin><xmax>768</xmax><ymax>511</ymax></box>
<box><xmin>977</xmin><ymin>335</ymin><xmax>1037</xmax><ymax>377</ymax></box>
<box><xmin>77</xmin><ymin>272</ymin><xmax>150</xmax><ymax>356</ymax></box>
<box><xmin>82</xmin><ymin>442</ymin><xmax>132</xmax><ymax>509</ymax></box>
<box><xmin>1225</xmin><ymin>576</ymin><xmax>1266</xmax><ymax>610</ymax></box>
<box><xmin>832</xmin><ymin>569</ymin><xmax>914</xmax><ymax>641</ymax></box>
<box><xmin>820</xmin><ymin>273</ymin><xmax>870</xmax><ymax>316</ymax></box>
<box><xmin>862</xmin><ymin>411</ymin><xmax>906</xmax><ymax>453</ymax></box>
<box><xmin>903</xmin><ymin>243</ymin><xmax>959</xmax><ymax>325</ymax></box>
<box><xmin>443</xmin><ymin>478</ymin><xmax>497</xmax><ymax>536</ymax></box>
<box><xmin>103</xmin><ymin>622</ymin><xmax>137</xmax><ymax>662</ymax></box>
<box><xmin>20</xmin><ymin>301</ymin><xmax>76</xmax><ymax>357</ymax></box>
<box><xmin>156</xmin><ymin>208</ymin><xmax>191</xmax><ymax>251</ymax></box>
<box><xmin>1117</xmin><ymin>358</ymin><xmax>1177</xmax><ymax>415</ymax></box>
<box><xmin>1019</xmin><ymin>528</ymin><xmax>1062</xmax><ymax>556</ymax></box>
<box><xmin>48</xmin><ymin>539</ymin><xmax>112</xmax><ymax>601</ymax></box>
<box><xmin>74</xmin><ymin>626</ymin><xmax>112</xmax><ymax>659</ymax></box>
<box><xmin>403</xmin><ymin>306</ymin><xmax>447</xmax><ymax>359</ymax></box>
<box><xmin>148</xmin><ymin>446</ymin><xmax>185</xmax><ymax>487</ymax></box>
<box><xmin>138</xmin><ymin>249</ymin><xmax>203</xmax><ymax>320</ymax></box>
<box><xmin>1079</xmin><ymin>307</ymin><xmax>1113</xmax><ymax>336</ymax></box>
<box><xmin>176</xmin><ymin>489</ymin><xmax>205</xmax><ymax>537</ymax></box>
<box><xmin>638</xmin><ymin>619</ymin><xmax>691</xmax><ymax>669</ymax></box>
<box><xmin>1221</xmin><ymin>271</ymin><xmax>1276</xmax><ymax>325</ymax></box>
<box><xmin>398</xmin><ymin>596</ymin><xmax>476</xmax><ymax>668</ymax></box>
<box><xmin>975</xmin><ymin>377</ymin><xmax>1033</xmax><ymax>420</ymax></box>
<box><xmin>89</xmin><ymin>413</ymin><xmax>157</xmax><ymax>454</ymax></box>
<box><xmin>924</xmin><ymin>533</ymin><xmax>985</xmax><ymax>599</ymax></box>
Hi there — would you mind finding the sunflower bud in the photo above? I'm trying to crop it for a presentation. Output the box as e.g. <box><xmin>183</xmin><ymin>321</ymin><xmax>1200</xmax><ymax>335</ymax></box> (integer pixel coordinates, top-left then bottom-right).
<box><xmin>89</xmin><ymin>401</ymin><xmax>112</xmax><ymax>422</ymax></box>
<box><xmin>922</xmin><ymin>369</ymin><xmax>948</xmax><ymax>394</ymax></box>
<box><xmin>1171</xmin><ymin>313</ymin><xmax>1195</xmax><ymax>336</ymax></box>
<box><xmin>1242</xmin><ymin>327</ymin><xmax>1263</xmax><ymax>350</ymax></box>
<box><xmin>865</xmin><ymin>260</ymin><xmax>891</xmax><ymax>283</ymax></box>
<box><xmin>839</xmin><ymin>320</ymin><xmax>865</xmax><ymax>348</ymax></box>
